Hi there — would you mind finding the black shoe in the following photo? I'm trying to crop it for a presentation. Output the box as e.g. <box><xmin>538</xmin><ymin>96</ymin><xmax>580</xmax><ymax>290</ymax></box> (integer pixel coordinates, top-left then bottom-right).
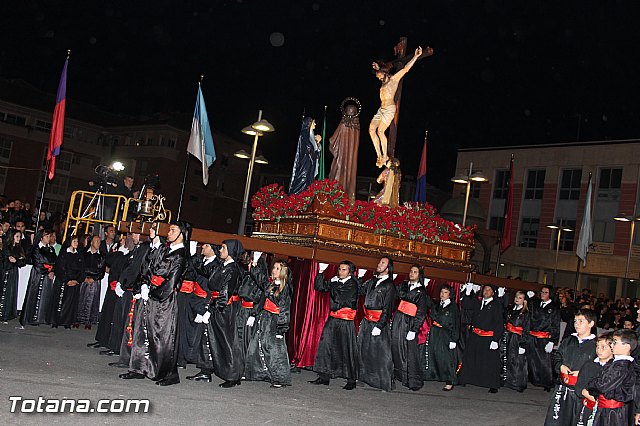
<box><xmin>109</xmin><ymin>362</ymin><xmax>129</xmax><ymax>368</ymax></box>
<box><xmin>87</xmin><ymin>342</ymin><xmax>100</xmax><ymax>348</ymax></box>
<box><xmin>343</xmin><ymin>382</ymin><xmax>356</xmax><ymax>390</ymax></box>
<box><xmin>99</xmin><ymin>350</ymin><xmax>117</xmax><ymax>356</ymax></box>
<box><xmin>308</xmin><ymin>377</ymin><xmax>330</xmax><ymax>385</ymax></box>
<box><xmin>51</xmin><ymin>325</ymin><xmax>58</xmax><ymax>328</ymax></box>
<box><xmin>187</xmin><ymin>373</ymin><xmax>212</xmax><ymax>382</ymax></box>
<box><xmin>488</xmin><ymin>388</ymin><xmax>498</xmax><ymax>394</ymax></box>
<box><xmin>120</xmin><ymin>371</ymin><xmax>145</xmax><ymax>379</ymax></box>
<box><xmin>156</xmin><ymin>376</ymin><xmax>180</xmax><ymax>386</ymax></box>
<box><xmin>219</xmin><ymin>380</ymin><xmax>241</xmax><ymax>388</ymax></box>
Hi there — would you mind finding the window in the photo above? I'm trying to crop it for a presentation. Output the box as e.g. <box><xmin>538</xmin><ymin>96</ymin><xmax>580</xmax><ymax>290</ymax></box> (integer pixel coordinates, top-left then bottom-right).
<box><xmin>593</xmin><ymin>220</ymin><xmax>616</xmax><ymax>243</ymax></box>
<box><xmin>554</xmin><ymin>219</ymin><xmax>577</xmax><ymax>251</ymax></box>
<box><xmin>525</xmin><ymin>169</ymin><xmax>545</xmax><ymax>200</ymax></box>
<box><xmin>597</xmin><ymin>168</ymin><xmax>622</xmax><ymax>201</ymax></box>
<box><xmin>469</xmin><ymin>181</ymin><xmax>481</xmax><ymax>199</ymax></box>
<box><xmin>493</xmin><ymin>169</ymin><xmax>509</xmax><ymax>199</ymax></box>
<box><xmin>519</xmin><ymin>217</ymin><xmax>539</xmax><ymax>248</ymax></box>
<box><xmin>0</xmin><ymin>112</ymin><xmax>27</xmax><ymax>126</ymax></box>
<box><xmin>35</xmin><ymin>120</ymin><xmax>52</xmax><ymax>132</ymax></box>
<box><xmin>168</xmin><ymin>138</ymin><xmax>177</xmax><ymax>148</ymax></box>
<box><xmin>489</xmin><ymin>215</ymin><xmax>505</xmax><ymax>233</ymax></box>
<box><xmin>559</xmin><ymin>169</ymin><xmax>582</xmax><ymax>200</ymax></box>
<box><xmin>0</xmin><ymin>167</ymin><xmax>7</xmax><ymax>193</ymax></box>
<box><xmin>0</xmin><ymin>137</ymin><xmax>12</xmax><ymax>162</ymax></box>
<box><xmin>57</xmin><ymin>151</ymin><xmax>73</xmax><ymax>172</ymax></box>
<box><xmin>64</xmin><ymin>126</ymin><xmax>76</xmax><ymax>138</ymax></box>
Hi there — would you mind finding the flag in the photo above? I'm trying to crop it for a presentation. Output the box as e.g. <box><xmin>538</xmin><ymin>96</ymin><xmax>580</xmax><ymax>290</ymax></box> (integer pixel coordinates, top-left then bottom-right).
<box><xmin>46</xmin><ymin>56</ymin><xmax>68</xmax><ymax>180</ymax></box>
<box><xmin>576</xmin><ymin>174</ymin><xmax>593</xmax><ymax>266</ymax></box>
<box><xmin>187</xmin><ymin>83</ymin><xmax>216</xmax><ymax>185</ymax></box>
<box><xmin>500</xmin><ymin>155</ymin><xmax>514</xmax><ymax>253</ymax></box>
<box><xmin>414</xmin><ymin>132</ymin><xmax>428</xmax><ymax>202</ymax></box>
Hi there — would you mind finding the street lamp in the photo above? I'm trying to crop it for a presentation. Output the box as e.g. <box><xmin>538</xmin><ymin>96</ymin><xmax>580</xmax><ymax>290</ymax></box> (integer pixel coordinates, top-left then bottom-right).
<box><xmin>546</xmin><ymin>223</ymin><xmax>574</xmax><ymax>286</ymax></box>
<box><xmin>237</xmin><ymin>110</ymin><xmax>274</xmax><ymax>235</ymax></box>
<box><xmin>450</xmin><ymin>162</ymin><xmax>488</xmax><ymax>226</ymax></box>
<box><xmin>613</xmin><ymin>213</ymin><xmax>640</xmax><ymax>282</ymax></box>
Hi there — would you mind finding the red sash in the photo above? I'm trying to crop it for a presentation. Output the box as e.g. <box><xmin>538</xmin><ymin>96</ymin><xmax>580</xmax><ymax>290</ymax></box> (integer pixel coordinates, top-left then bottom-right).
<box><xmin>329</xmin><ymin>307</ymin><xmax>356</xmax><ymax>321</ymax></box>
<box><xmin>180</xmin><ymin>280</ymin><xmax>196</xmax><ymax>293</ymax></box>
<box><xmin>397</xmin><ymin>300</ymin><xmax>418</xmax><ymax>317</ymax></box>
<box><xmin>582</xmin><ymin>397</ymin><xmax>596</xmax><ymax>410</ymax></box>
<box><xmin>211</xmin><ymin>291</ymin><xmax>220</xmax><ymax>299</ymax></box>
<box><xmin>506</xmin><ymin>322</ymin><xmax>523</xmax><ymax>335</ymax></box>
<box><xmin>364</xmin><ymin>308</ymin><xmax>382</xmax><ymax>322</ymax></box>
<box><xmin>241</xmin><ymin>299</ymin><xmax>254</xmax><ymax>309</ymax></box>
<box><xmin>530</xmin><ymin>330</ymin><xmax>551</xmax><ymax>339</ymax></box>
<box><xmin>597</xmin><ymin>395</ymin><xmax>624</xmax><ymax>409</ymax></box>
<box><xmin>263</xmin><ymin>298</ymin><xmax>280</xmax><ymax>314</ymax></box>
<box><xmin>150</xmin><ymin>275</ymin><xmax>165</xmax><ymax>287</ymax></box>
<box><xmin>472</xmin><ymin>327</ymin><xmax>494</xmax><ymax>337</ymax></box>
<box><xmin>109</xmin><ymin>281</ymin><xmax>118</xmax><ymax>291</ymax></box>
<box><xmin>43</xmin><ymin>263</ymin><xmax>54</xmax><ymax>272</ymax></box>
<box><xmin>193</xmin><ymin>283</ymin><xmax>208</xmax><ymax>298</ymax></box>
<box><xmin>560</xmin><ymin>372</ymin><xmax>578</xmax><ymax>386</ymax></box>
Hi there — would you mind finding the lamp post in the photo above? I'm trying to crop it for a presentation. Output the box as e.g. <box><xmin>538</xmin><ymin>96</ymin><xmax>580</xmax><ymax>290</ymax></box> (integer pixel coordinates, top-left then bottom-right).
<box><xmin>546</xmin><ymin>223</ymin><xmax>574</xmax><ymax>286</ymax></box>
<box><xmin>237</xmin><ymin>110</ymin><xmax>274</xmax><ymax>236</ymax></box>
<box><xmin>613</xmin><ymin>212</ymin><xmax>640</xmax><ymax>283</ymax></box>
<box><xmin>450</xmin><ymin>162</ymin><xmax>488</xmax><ymax>226</ymax></box>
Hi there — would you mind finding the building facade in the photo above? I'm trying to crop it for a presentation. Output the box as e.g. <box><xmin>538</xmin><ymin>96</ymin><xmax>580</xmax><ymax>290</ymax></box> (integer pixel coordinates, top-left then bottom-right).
<box><xmin>455</xmin><ymin>139</ymin><xmax>640</xmax><ymax>298</ymax></box>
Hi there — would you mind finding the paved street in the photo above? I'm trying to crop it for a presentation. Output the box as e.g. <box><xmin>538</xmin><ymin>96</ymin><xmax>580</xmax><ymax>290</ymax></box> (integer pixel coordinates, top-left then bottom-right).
<box><xmin>0</xmin><ymin>320</ymin><xmax>548</xmax><ymax>425</ymax></box>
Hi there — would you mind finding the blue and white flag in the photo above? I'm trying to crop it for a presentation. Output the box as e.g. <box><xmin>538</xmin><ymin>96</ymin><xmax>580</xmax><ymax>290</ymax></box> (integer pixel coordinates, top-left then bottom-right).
<box><xmin>187</xmin><ymin>84</ymin><xmax>216</xmax><ymax>185</ymax></box>
<box><xmin>576</xmin><ymin>174</ymin><xmax>593</xmax><ymax>266</ymax></box>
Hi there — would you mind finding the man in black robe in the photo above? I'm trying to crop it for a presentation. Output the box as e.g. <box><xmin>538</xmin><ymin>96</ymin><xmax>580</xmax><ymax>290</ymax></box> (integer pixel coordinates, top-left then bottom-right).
<box><xmin>357</xmin><ymin>256</ymin><xmax>397</xmax><ymax>392</ymax></box>
<box><xmin>119</xmin><ymin>222</ymin><xmax>187</xmax><ymax>386</ymax></box>
<box><xmin>309</xmin><ymin>260</ymin><xmax>359</xmax><ymax>390</ymax></box>
<box><xmin>186</xmin><ymin>243</ymin><xmax>220</xmax><ymax>382</ymax></box>
<box><xmin>205</xmin><ymin>239</ymin><xmax>244</xmax><ymax>388</ymax></box>
<box><xmin>528</xmin><ymin>285</ymin><xmax>561</xmax><ymax>391</ymax></box>
<box><xmin>459</xmin><ymin>284</ymin><xmax>504</xmax><ymax>393</ymax></box>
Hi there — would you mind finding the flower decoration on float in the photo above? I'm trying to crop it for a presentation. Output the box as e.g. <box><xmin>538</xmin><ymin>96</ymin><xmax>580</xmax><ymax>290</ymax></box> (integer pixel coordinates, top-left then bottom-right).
<box><xmin>251</xmin><ymin>179</ymin><xmax>475</xmax><ymax>243</ymax></box>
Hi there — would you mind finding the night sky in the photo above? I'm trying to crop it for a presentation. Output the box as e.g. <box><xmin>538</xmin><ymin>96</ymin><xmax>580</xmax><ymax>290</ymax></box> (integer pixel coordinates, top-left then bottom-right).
<box><xmin>3</xmin><ymin>1</ymin><xmax>640</xmax><ymax>190</ymax></box>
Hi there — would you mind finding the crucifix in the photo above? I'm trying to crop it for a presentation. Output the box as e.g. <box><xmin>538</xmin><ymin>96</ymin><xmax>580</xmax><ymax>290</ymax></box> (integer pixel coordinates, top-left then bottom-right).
<box><xmin>369</xmin><ymin>37</ymin><xmax>433</xmax><ymax>168</ymax></box>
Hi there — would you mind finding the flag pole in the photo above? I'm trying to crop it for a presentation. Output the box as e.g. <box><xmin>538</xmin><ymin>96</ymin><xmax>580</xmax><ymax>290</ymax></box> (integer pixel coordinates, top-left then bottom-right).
<box><xmin>495</xmin><ymin>154</ymin><xmax>514</xmax><ymax>276</ymax></box>
<box><xmin>319</xmin><ymin>105</ymin><xmax>327</xmax><ymax>180</ymax></box>
<box><xmin>35</xmin><ymin>159</ymin><xmax>50</xmax><ymax>232</ymax></box>
<box><xmin>573</xmin><ymin>171</ymin><xmax>593</xmax><ymax>300</ymax></box>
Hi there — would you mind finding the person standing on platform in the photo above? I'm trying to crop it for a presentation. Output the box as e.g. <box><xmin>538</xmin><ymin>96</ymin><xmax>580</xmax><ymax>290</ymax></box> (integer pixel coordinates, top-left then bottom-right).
<box><xmin>503</xmin><ymin>290</ymin><xmax>531</xmax><ymax>393</ymax></box>
<box><xmin>543</xmin><ymin>309</ymin><xmax>596</xmax><ymax>425</ymax></box>
<box><xmin>120</xmin><ymin>222</ymin><xmax>188</xmax><ymax>386</ymax></box>
<box><xmin>357</xmin><ymin>256</ymin><xmax>398</xmax><ymax>392</ymax></box>
<box><xmin>20</xmin><ymin>229</ymin><xmax>57</xmax><ymax>327</ymax></box>
<box><xmin>528</xmin><ymin>285</ymin><xmax>561</xmax><ymax>391</ymax></box>
<box><xmin>459</xmin><ymin>284</ymin><xmax>504</xmax><ymax>393</ymax></box>
<box><xmin>424</xmin><ymin>283</ymin><xmax>460</xmax><ymax>391</ymax></box>
<box><xmin>309</xmin><ymin>260</ymin><xmax>360</xmax><ymax>390</ymax></box>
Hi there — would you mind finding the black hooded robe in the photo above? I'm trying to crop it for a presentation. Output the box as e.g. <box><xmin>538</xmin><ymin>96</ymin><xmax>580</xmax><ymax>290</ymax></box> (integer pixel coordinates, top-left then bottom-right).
<box><xmin>357</xmin><ymin>276</ymin><xmax>397</xmax><ymax>392</ymax></box>
<box><xmin>52</xmin><ymin>248</ymin><xmax>85</xmax><ymax>327</ymax></box>
<box><xmin>288</xmin><ymin>117</ymin><xmax>320</xmax><ymax>195</ymax></box>
<box><xmin>95</xmin><ymin>248</ymin><xmax>128</xmax><ymax>349</ymax></box>
<box><xmin>312</xmin><ymin>273</ymin><xmax>359</xmax><ymax>383</ymax></box>
<box><xmin>236</xmin><ymin>259</ymin><xmax>264</xmax><ymax>371</ymax></box>
<box><xmin>129</xmin><ymin>244</ymin><xmax>186</xmax><ymax>381</ymax></box>
<box><xmin>20</xmin><ymin>243</ymin><xmax>57</xmax><ymax>326</ymax></box>
<box><xmin>587</xmin><ymin>358</ymin><xmax>635</xmax><ymax>426</ymax></box>
<box><xmin>503</xmin><ymin>306</ymin><xmax>531</xmax><ymax>392</ymax></box>
<box><xmin>424</xmin><ymin>297</ymin><xmax>460</xmax><ymax>386</ymax></box>
<box><xmin>192</xmin><ymin>255</ymin><xmax>220</xmax><ymax>373</ymax></box>
<box><xmin>528</xmin><ymin>297</ymin><xmax>561</xmax><ymax>389</ymax></box>
<box><xmin>77</xmin><ymin>249</ymin><xmax>105</xmax><ymax>325</ymax></box>
<box><xmin>391</xmin><ymin>281</ymin><xmax>428</xmax><ymax>390</ymax></box>
<box><xmin>1</xmin><ymin>244</ymin><xmax>26</xmax><ymax>321</ymax></box>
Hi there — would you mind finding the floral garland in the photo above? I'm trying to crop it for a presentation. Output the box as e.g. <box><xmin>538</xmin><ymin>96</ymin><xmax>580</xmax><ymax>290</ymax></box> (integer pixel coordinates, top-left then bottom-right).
<box><xmin>251</xmin><ymin>179</ymin><xmax>475</xmax><ymax>243</ymax></box>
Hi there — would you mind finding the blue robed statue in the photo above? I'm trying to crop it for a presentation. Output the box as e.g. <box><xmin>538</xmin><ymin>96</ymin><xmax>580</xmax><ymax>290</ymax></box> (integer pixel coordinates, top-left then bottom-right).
<box><xmin>288</xmin><ymin>117</ymin><xmax>322</xmax><ymax>195</ymax></box>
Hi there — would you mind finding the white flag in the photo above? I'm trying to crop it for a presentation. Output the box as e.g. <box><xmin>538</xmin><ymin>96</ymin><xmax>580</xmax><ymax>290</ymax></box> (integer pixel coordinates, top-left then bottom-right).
<box><xmin>187</xmin><ymin>83</ymin><xmax>216</xmax><ymax>185</ymax></box>
<box><xmin>576</xmin><ymin>175</ymin><xmax>593</xmax><ymax>266</ymax></box>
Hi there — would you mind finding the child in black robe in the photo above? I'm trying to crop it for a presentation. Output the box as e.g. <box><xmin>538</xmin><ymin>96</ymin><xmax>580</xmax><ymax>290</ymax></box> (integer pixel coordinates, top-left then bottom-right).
<box><xmin>587</xmin><ymin>329</ymin><xmax>637</xmax><ymax>426</ymax></box>
<box><xmin>576</xmin><ymin>332</ymin><xmax>613</xmax><ymax>426</ymax></box>
<box><xmin>544</xmin><ymin>309</ymin><xmax>597</xmax><ymax>426</ymax></box>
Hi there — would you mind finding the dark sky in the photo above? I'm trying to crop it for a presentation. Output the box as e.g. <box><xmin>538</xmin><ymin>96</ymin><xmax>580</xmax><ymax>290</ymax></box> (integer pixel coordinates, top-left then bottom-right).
<box><xmin>2</xmin><ymin>1</ymin><xmax>640</xmax><ymax>190</ymax></box>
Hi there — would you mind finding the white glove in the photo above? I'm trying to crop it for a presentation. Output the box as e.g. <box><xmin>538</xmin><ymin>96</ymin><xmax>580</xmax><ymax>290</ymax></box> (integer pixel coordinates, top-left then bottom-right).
<box><xmin>140</xmin><ymin>284</ymin><xmax>150</xmax><ymax>301</ymax></box>
<box><xmin>276</xmin><ymin>334</ymin><xmax>284</xmax><ymax>339</ymax></box>
<box><xmin>449</xmin><ymin>342</ymin><xmax>457</xmax><ymax>350</ymax></box>
<box><xmin>118</xmin><ymin>246</ymin><xmax>129</xmax><ymax>255</ymax></box>
<box><xmin>518</xmin><ymin>347</ymin><xmax>526</xmax><ymax>355</ymax></box>
<box><xmin>424</xmin><ymin>278</ymin><xmax>430</xmax><ymax>287</ymax></box>
<box><xmin>527</xmin><ymin>291</ymin><xmax>535</xmax><ymax>298</ymax></box>
<box><xmin>194</xmin><ymin>314</ymin><xmax>203</xmax><ymax>323</ymax></box>
<box><xmin>133</xmin><ymin>293</ymin><xmax>142</xmax><ymax>300</ymax></box>
<box><xmin>371</xmin><ymin>326</ymin><xmax>381</xmax><ymax>336</ymax></box>
<box><xmin>497</xmin><ymin>287</ymin><xmax>505</xmax><ymax>298</ymax></box>
<box><xmin>472</xmin><ymin>284</ymin><xmax>482</xmax><ymax>293</ymax></box>
<box><xmin>246</xmin><ymin>316</ymin><xmax>255</xmax><ymax>327</ymax></box>
<box><xmin>544</xmin><ymin>342</ymin><xmax>554</xmax><ymax>353</ymax></box>
<box><xmin>489</xmin><ymin>341</ymin><xmax>499</xmax><ymax>350</ymax></box>
<box><xmin>465</xmin><ymin>283</ymin><xmax>473</xmax><ymax>296</ymax></box>
<box><xmin>115</xmin><ymin>283</ymin><xmax>125</xmax><ymax>298</ymax></box>
<box><xmin>318</xmin><ymin>262</ymin><xmax>329</xmax><ymax>273</ymax></box>
<box><xmin>202</xmin><ymin>311</ymin><xmax>211</xmax><ymax>324</ymax></box>
<box><xmin>330</xmin><ymin>276</ymin><xmax>339</xmax><ymax>282</ymax></box>
<box><xmin>406</xmin><ymin>331</ymin><xmax>416</xmax><ymax>341</ymax></box>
